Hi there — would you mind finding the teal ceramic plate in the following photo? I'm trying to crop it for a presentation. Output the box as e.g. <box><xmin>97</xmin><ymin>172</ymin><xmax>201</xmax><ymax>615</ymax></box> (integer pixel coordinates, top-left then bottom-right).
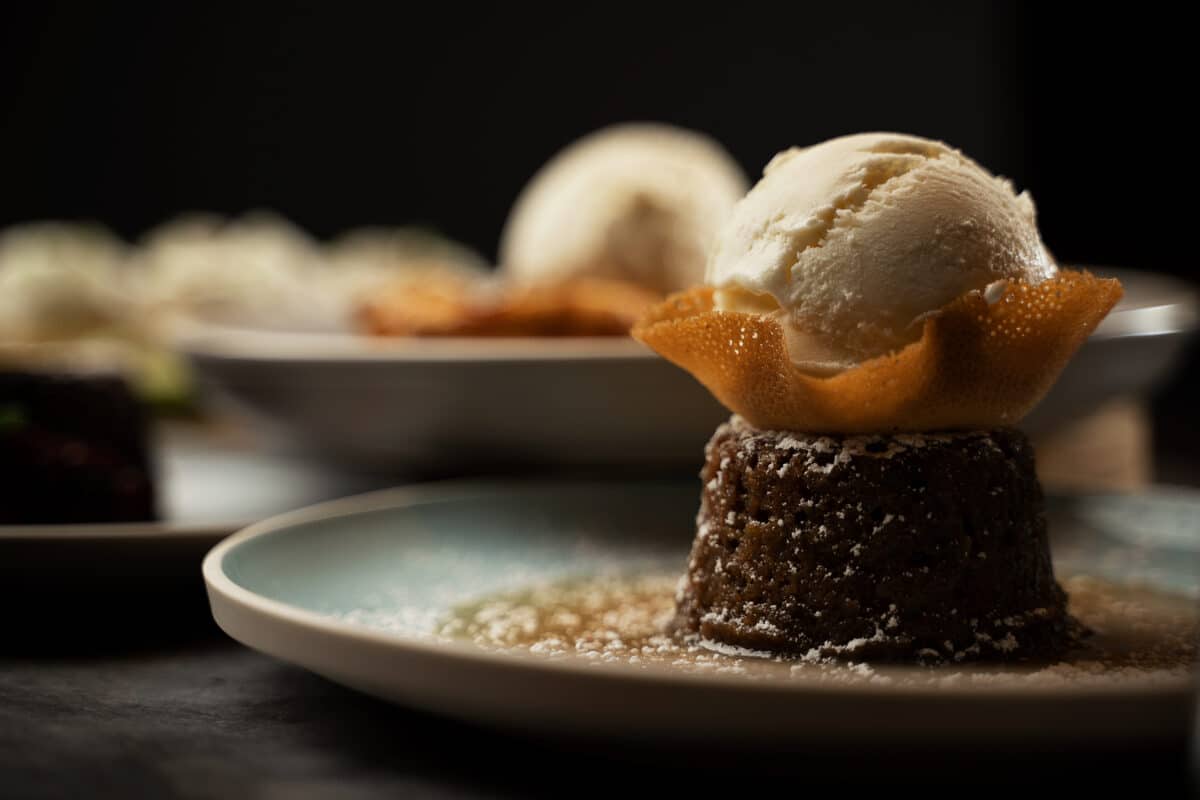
<box><xmin>204</xmin><ymin>481</ymin><xmax>1200</xmax><ymax>746</ymax></box>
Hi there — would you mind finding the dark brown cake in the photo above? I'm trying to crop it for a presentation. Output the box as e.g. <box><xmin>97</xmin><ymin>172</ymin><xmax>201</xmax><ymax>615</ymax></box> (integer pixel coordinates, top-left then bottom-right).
<box><xmin>674</xmin><ymin>416</ymin><xmax>1078</xmax><ymax>663</ymax></box>
<box><xmin>0</xmin><ymin>370</ymin><xmax>157</xmax><ymax>524</ymax></box>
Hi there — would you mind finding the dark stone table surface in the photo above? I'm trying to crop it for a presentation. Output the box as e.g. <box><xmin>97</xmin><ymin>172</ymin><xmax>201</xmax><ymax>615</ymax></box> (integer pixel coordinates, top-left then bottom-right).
<box><xmin>2</xmin><ymin>609</ymin><xmax>1194</xmax><ymax>798</ymax></box>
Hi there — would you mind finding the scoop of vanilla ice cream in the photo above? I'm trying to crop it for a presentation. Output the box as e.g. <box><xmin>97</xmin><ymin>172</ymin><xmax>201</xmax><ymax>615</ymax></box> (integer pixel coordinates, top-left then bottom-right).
<box><xmin>500</xmin><ymin>123</ymin><xmax>748</xmax><ymax>293</ymax></box>
<box><xmin>0</xmin><ymin>222</ymin><xmax>132</xmax><ymax>341</ymax></box>
<box><xmin>327</xmin><ymin>226</ymin><xmax>489</xmax><ymax>297</ymax></box>
<box><xmin>709</xmin><ymin>132</ymin><xmax>1056</xmax><ymax>372</ymax></box>
<box><xmin>135</xmin><ymin>213</ymin><xmax>346</xmax><ymax>330</ymax></box>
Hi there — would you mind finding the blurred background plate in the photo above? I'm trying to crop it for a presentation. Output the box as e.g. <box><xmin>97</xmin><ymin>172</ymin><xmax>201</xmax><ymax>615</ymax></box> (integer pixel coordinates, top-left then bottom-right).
<box><xmin>178</xmin><ymin>267</ymin><xmax>1197</xmax><ymax>475</ymax></box>
<box><xmin>0</xmin><ymin>423</ymin><xmax>389</xmax><ymax>583</ymax></box>
<box><xmin>178</xmin><ymin>330</ymin><xmax>729</xmax><ymax>474</ymax></box>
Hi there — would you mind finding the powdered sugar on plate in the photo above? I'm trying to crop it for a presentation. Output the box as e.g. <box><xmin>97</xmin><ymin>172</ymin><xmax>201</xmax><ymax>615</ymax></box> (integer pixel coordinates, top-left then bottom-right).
<box><xmin>440</xmin><ymin>572</ymin><xmax>1197</xmax><ymax>690</ymax></box>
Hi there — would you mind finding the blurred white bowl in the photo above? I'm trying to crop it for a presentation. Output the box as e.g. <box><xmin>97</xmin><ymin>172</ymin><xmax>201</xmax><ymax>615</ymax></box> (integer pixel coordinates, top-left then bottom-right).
<box><xmin>178</xmin><ymin>332</ymin><xmax>727</xmax><ymax>472</ymax></box>
<box><xmin>177</xmin><ymin>268</ymin><xmax>1196</xmax><ymax>473</ymax></box>
<box><xmin>1022</xmin><ymin>268</ymin><xmax>1196</xmax><ymax>436</ymax></box>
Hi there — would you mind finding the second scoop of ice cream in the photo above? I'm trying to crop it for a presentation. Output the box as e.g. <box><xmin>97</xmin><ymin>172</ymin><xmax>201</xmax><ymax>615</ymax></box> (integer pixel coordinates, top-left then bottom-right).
<box><xmin>709</xmin><ymin>132</ymin><xmax>1056</xmax><ymax>373</ymax></box>
<box><xmin>501</xmin><ymin>124</ymin><xmax>748</xmax><ymax>294</ymax></box>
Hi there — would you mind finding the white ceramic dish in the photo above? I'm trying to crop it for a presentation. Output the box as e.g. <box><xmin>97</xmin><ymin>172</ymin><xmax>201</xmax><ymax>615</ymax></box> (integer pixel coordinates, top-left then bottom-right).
<box><xmin>204</xmin><ymin>480</ymin><xmax>1200</xmax><ymax>746</ymax></box>
<box><xmin>181</xmin><ymin>332</ymin><xmax>727</xmax><ymax>471</ymax></box>
<box><xmin>180</xmin><ymin>268</ymin><xmax>1197</xmax><ymax>472</ymax></box>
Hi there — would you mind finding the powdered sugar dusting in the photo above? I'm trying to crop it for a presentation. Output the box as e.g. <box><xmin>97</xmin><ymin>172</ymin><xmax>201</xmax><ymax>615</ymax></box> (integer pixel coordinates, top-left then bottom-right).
<box><xmin>441</xmin><ymin>572</ymin><xmax>1198</xmax><ymax>690</ymax></box>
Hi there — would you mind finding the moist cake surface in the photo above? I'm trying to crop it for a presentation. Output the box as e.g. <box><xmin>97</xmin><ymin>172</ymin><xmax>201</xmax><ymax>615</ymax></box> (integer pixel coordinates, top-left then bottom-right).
<box><xmin>673</xmin><ymin>416</ymin><xmax>1077</xmax><ymax>663</ymax></box>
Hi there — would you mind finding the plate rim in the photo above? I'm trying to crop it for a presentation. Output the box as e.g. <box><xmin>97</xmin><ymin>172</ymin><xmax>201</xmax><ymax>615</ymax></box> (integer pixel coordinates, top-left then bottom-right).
<box><xmin>0</xmin><ymin>519</ymin><xmax>242</xmax><ymax>542</ymax></box>
<box><xmin>202</xmin><ymin>478</ymin><xmax>1198</xmax><ymax>701</ymax></box>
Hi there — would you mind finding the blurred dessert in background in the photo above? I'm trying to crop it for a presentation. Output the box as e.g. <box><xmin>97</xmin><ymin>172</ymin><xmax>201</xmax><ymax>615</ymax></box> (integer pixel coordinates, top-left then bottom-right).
<box><xmin>355</xmin><ymin>269</ymin><xmax>496</xmax><ymax>337</ymax></box>
<box><xmin>327</xmin><ymin>226</ymin><xmax>488</xmax><ymax>286</ymax></box>
<box><xmin>0</xmin><ymin>224</ymin><xmax>159</xmax><ymax>524</ymax></box>
<box><xmin>0</xmin><ymin>222</ymin><xmax>193</xmax><ymax>412</ymax></box>
<box><xmin>0</xmin><ymin>222</ymin><xmax>132</xmax><ymax>341</ymax></box>
<box><xmin>464</xmin><ymin>278</ymin><xmax>659</xmax><ymax>337</ymax></box>
<box><xmin>500</xmin><ymin>123</ymin><xmax>748</xmax><ymax>294</ymax></box>
<box><xmin>635</xmin><ymin>132</ymin><xmax>1122</xmax><ymax>661</ymax></box>
<box><xmin>134</xmin><ymin>213</ymin><xmax>342</xmax><ymax>332</ymax></box>
<box><xmin>0</xmin><ymin>214</ymin><xmax>495</xmax><ymax>400</ymax></box>
<box><xmin>0</xmin><ymin>215</ymin><xmax>492</xmax><ymax>522</ymax></box>
<box><xmin>0</xmin><ymin>367</ymin><xmax>156</xmax><ymax>524</ymax></box>
<box><xmin>358</xmin><ymin>123</ymin><xmax>745</xmax><ymax>338</ymax></box>
<box><xmin>358</xmin><ymin>276</ymin><xmax>660</xmax><ymax>337</ymax></box>
<box><xmin>136</xmin><ymin>214</ymin><xmax>488</xmax><ymax>334</ymax></box>
<box><xmin>333</xmin><ymin>226</ymin><xmax>499</xmax><ymax>336</ymax></box>
<box><xmin>135</xmin><ymin>215</ymin><xmax>484</xmax><ymax>333</ymax></box>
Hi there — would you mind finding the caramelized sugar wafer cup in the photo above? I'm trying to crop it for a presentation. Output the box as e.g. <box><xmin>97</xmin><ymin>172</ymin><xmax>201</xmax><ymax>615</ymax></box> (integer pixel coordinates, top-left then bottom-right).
<box><xmin>633</xmin><ymin>270</ymin><xmax>1123</xmax><ymax>433</ymax></box>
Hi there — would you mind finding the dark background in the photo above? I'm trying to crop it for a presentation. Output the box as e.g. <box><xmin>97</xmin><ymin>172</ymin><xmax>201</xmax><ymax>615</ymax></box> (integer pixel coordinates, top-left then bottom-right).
<box><xmin>1</xmin><ymin>3</ymin><xmax>1195</xmax><ymax>465</ymax></box>
<box><xmin>0</xmin><ymin>3</ymin><xmax>1186</xmax><ymax>276</ymax></box>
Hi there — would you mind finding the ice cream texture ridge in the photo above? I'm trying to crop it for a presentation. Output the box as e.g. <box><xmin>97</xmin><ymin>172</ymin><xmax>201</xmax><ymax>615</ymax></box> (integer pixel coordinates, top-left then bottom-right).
<box><xmin>633</xmin><ymin>132</ymin><xmax>1123</xmax><ymax>433</ymax></box>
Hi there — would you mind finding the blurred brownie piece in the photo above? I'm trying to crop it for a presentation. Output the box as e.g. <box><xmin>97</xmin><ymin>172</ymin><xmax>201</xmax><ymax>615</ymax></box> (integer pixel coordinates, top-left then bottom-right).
<box><xmin>0</xmin><ymin>370</ymin><xmax>156</xmax><ymax>524</ymax></box>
